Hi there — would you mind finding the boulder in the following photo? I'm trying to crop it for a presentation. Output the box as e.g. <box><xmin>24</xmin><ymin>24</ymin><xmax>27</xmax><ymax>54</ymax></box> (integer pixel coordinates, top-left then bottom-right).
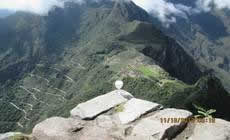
<box><xmin>77</xmin><ymin>125</ymin><xmax>116</xmax><ymax>140</ymax></box>
<box><xmin>175</xmin><ymin>118</ymin><xmax>230</xmax><ymax>140</ymax></box>
<box><xmin>77</xmin><ymin>114</ymin><xmax>125</xmax><ymax>140</ymax></box>
<box><xmin>32</xmin><ymin>117</ymin><xmax>84</xmax><ymax>140</ymax></box>
<box><xmin>131</xmin><ymin>108</ymin><xmax>192</xmax><ymax>139</ymax></box>
<box><xmin>117</xmin><ymin>98</ymin><xmax>162</xmax><ymax>124</ymax></box>
<box><xmin>95</xmin><ymin>115</ymin><xmax>116</xmax><ymax>128</ymax></box>
<box><xmin>70</xmin><ymin>90</ymin><xmax>133</xmax><ymax>119</ymax></box>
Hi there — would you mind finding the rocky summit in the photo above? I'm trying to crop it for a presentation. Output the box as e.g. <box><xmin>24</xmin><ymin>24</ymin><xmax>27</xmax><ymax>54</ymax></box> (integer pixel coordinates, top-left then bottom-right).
<box><xmin>1</xmin><ymin>81</ymin><xmax>230</xmax><ymax>140</ymax></box>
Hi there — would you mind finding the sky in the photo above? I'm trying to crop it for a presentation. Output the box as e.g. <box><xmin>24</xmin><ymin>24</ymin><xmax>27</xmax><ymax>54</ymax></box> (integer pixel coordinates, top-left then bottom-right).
<box><xmin>0</xmin><ymin>0</ymin><xmax>64</xmax><ymax>14</ymax></box>
<box><xmin>0</xmin><ymin>0</ymin><xmax>230</xmax><ymax>24</ymax></box>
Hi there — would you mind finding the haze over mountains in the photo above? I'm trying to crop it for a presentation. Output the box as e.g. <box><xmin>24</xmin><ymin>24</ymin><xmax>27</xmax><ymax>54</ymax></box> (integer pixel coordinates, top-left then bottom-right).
<box><xmin>0</xmin><ymin>0</ymin><xmax>230</xmax><ymax>134</ymax></box>
<box><xmin>0</xmin><ymin>9</ymin><xmax>13</xmax><ymax>18</ymax></box>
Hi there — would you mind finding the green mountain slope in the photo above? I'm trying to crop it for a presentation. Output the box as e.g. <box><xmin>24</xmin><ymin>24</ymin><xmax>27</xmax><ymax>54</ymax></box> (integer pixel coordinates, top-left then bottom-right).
<box><xmin>156</xmin><ymin>2</ymin><xmax>230</xmax><ymax>92</ymax></box>
<box><xmin>0</xmin><ymin>0</ymin><xmax>229</xmax><ymax>133</ymax></box>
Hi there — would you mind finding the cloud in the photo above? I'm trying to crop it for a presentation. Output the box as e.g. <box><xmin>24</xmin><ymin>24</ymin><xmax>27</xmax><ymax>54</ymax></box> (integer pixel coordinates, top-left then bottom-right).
<box><xmin>196</xmin><ymin>0</ymin><xmax>213</xmax><ymax>12</ymax></box>
<box><xmin>0</xmin><ymin>0</ymin><xmax>195</xmax><ymax>26</ymax></box>
<box><xmin>1</xmin><ymin>0</ymin><xmax>230</xmax><ymax>25</ymax></box>
<box><xmin>132</xmin><ymin>0</ymin><xmax>230</xmax><ymax>26</ymax></box>
<box><xmin>0</xmin><ymin>0</ymin><xmax>64</xmax><ymax>14</ymax></box>
<box><xmin>131</xmin><ymin>0</ymin><xmax>192</xmax><ymax>26</ymax></box>
<box><xmin>196</xmin><ymin>0</ymin><xmax>230</xmax><ymax>11</ymax></box>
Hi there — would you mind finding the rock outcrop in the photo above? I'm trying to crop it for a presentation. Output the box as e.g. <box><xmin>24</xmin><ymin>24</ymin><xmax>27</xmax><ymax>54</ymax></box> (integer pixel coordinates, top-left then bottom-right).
<box><xmin>131</xmin><ymin>109</ymin><xmax>193</xmax><ymax>140</ymax></box>
<box><xmin>33</xmin><ymin>117</ymin><xmax>84</xmax><ymax>140</ymax></box>
<box><xmin>2</xmin><ymin>81</ymin><xmax>230</xmax><ymax>140</ymax></box>
<box><xmin>175</xmin><ymin>118</ymin><xmax>230</xmax><ymax>140</ymax></box>
<box><xmin>70</xmin><ymin>90</ymin><xmax>133</xmax><ymax>119</ymax></box>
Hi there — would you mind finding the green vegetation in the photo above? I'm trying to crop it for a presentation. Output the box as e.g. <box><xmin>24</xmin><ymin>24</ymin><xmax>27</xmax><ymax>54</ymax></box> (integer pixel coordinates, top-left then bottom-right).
<box><xmin>193</xmin><ymin>104</ymin><xmax>216</xmax><ymax>118</ymax></box>
<box><xmin>10</xmin><ymin>134</ymin><xmax>30</xmax><ymax>140</ymax></box>
<box><xmin>138</xmin><ymin>66</ymin><xmax>156</xmax><ymax>77</ymax></box>
<box><xmin>114</xmin><ymin>103</ymin><xmax>125</xmax><ymax>113</ymax></box>
<box><xmin>165</xmin><ymin>7</ymin><xmax>230</xmax><ymax>92</ymax></box>
<box><xmin>123</xmin><ymin>77</ymin><xmax>189</xmax><ymax>105</ymax></box>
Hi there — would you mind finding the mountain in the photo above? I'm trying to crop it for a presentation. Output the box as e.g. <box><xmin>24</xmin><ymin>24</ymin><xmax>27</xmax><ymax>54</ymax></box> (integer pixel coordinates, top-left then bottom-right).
<box><xmin>157</xmin><ymin>0</ymin><xmax>230</xmax><ymax>92</ymax></box>
<box><xmin>0</xmin><ymin>0</ymin><xmax>230</xmax><ymax>133</ymax></box>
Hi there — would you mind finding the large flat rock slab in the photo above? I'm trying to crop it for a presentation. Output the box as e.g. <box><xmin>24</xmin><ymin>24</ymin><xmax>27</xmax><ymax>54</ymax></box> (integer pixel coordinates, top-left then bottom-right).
<box><xmin>175</xmin><ymin>118</ymin><xmax>230</xmax><ymax>140</ymax></box>
<box><xmin>71</xmin><ymin>90</ymin><xmax>133</xmax><ymax>119</ymax></box>
<box><xmin>32</xmin><ymin>117</ymin><xmax>84</xmax><ymax>140</ymax></box>
<box><xmin>131</xmin><ymin>108</ymin><xmax>192</xmax><ymax>140</ymax></box>
<box><xmin>117</xmin><ymin>98</ymin><xmax>162</xmax><ymax>124</ymax></box>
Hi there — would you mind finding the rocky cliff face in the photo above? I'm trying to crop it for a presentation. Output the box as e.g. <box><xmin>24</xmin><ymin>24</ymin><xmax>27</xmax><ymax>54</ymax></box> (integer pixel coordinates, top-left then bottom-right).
<box><xmin>2</xmin><ymin>82</ymin><xmax>230</xmax><ymax>140</ymax></box>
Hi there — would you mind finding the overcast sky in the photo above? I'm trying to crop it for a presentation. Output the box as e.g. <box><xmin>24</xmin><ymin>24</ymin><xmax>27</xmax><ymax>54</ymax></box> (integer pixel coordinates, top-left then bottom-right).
<box><xmin>0</xmin><ymin>0</ymin><xmax>230</xmax><ymax>25</ymax></box>
<box><xmin>0</xmin><ymin>0</ymin><xmax>64</xmax><ymax>14</ymax></box>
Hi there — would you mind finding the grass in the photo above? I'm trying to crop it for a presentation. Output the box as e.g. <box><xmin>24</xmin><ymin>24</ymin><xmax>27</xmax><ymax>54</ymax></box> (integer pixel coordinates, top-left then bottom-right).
<box><xmin>114</xmin><ymin>103</ymin><xmax>125</xmax><ymax>113</ymax></box>
<box><xmin>10</xmin><ymin>134</ymin><xmax>30</xmax><ymax>140</ymax></box>
<box><xmin>138</xmin><ymin>65</ymin><xmax>168</xmax><ymax>79</ymax></box>
<box><xmin>138</xmin><ymin>66</ymin><xmax>155</xmax><ymax>77</ymax></box>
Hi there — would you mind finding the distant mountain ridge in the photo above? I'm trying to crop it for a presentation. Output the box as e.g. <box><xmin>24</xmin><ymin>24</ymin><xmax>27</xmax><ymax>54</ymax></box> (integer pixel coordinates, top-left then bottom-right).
<box><xmin>0</xmin><ymin>9</ymin><xmax>13</xmax><ymax>18</ymax></box>
<box><xmin>155</xmin><ymin>1</ymin><xmax>230</xmax><ymax>92</ymax></box>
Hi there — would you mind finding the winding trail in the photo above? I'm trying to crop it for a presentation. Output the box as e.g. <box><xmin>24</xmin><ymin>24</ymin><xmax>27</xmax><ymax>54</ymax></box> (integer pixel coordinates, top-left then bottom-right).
<box><xmin>20</xmin><ymin>86</ymin><xmax>48</xmax><ymax>106</ymax></box>
<box><xmin>19</xmin><ymin>86</ymin><xmax>38</xmax><ymax>100</ymax></box>
<box><xmin>45</xmin><ymin>92</ymin><xmax>67</xmax><ymax>101</ymax></box>
<box><xmin>29</xmin><ymin>74</ymin><xmax>50</xmax><ymax>85</ymax></box>
<box><xmin>61</xmin><ymin>64</ymin><xmax>70</xmax><ymax>68</ymax></box>
<box><xmin>70</xmin><ymin>58</ymin><xmax>86</xmax><ymax>70</ymax></box>
<box><xmin>20</xmin><ymin>102</ymin><xmax>33</xmax><ymax>111</ymax></box>
<box><xmin>17</xmin><ymin>122</ymin><xmax>24</xmax><ymax>128</ymax></box>
<box><xmin>77</xmin><ymin>63</ymin><xmax>86</xmax><ymax>70</ymax></box>
<box><xmin>31</xmin><ymin>87</ymin><xmax>66</xmax><ymax>102</ymax></box>
<box><xmin>48</xmin><ymin>67</ymin><xmax>74</xmax><ymax>83</ymax></box>
<box><xmin>1</xmin><ymin>99</ymin><xmax>33</xmax><ymax>110</ymax></box>
<box><xmin>64</xmin><ymin>75</ymin><xmax>74</xmax><ymax>83</ymax></box>
<box><xmin>32</xmin><ymin>88</ymin><xmax>41</xmax><ymax>92</ymax></box>
<box><xmin>9</xmin><ymin>102</ymin><xmax>30</xmax><ymax>121</ymax></box>
<box><xmin>50</xmin><ymin>67</ymin><xmax>61</xmax><ymax>72</ymax></box>
<box><xmin>54</xmin><ymin>88</ymin><xmax>67</xmax><ymax>95</ymax></box>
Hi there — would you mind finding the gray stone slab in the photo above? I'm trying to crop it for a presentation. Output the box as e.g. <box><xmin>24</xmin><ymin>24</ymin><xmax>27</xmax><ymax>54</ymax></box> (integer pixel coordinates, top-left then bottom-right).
<box><xmin>117</xmin><ymin>98</ymin><xmax>162</xmax><ymax>124</ymax></box>
<box><xmin>70</xmin><ymin>90</ymin><xmax>133</xmax><ymax>119</ymax></box>
<box><xmin>131</xmin><ymin>108</ymin><xmax>192</xmax><ymax>139</ymax></box>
